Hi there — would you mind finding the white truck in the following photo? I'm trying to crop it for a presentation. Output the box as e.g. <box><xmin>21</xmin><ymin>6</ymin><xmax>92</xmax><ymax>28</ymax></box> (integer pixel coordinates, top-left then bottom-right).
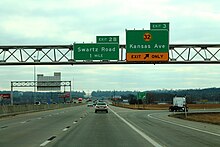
<box><xmin>169</xmin><ymin>96</ymin><xmax>188</xmax><ymax>112</ymax></box>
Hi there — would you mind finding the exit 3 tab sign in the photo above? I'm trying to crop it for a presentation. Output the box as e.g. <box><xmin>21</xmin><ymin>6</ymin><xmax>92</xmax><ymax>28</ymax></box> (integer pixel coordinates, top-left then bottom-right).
<box><xmin>150</xmin><ymin>22</ymin><xmax>169</xmax><ymax>31</ymax></box>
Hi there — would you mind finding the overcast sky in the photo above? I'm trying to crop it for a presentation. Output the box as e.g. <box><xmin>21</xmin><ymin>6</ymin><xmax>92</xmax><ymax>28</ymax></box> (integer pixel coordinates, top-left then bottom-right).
<box><xmin>1</xmin><ymin>0</ymin><xmax>220</xmax><ymax>92</ymax></box>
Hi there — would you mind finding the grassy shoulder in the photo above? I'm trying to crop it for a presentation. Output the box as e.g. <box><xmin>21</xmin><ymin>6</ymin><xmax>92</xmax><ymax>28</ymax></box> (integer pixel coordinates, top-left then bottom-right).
<box><xmin>169</xmin><ymin>112</ymin><xmax>220</xmax><ymax>125</ymax></box>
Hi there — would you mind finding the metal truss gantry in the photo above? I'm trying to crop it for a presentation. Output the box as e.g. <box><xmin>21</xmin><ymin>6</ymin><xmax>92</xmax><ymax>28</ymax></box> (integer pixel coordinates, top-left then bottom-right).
<box><xmin>11</xmin><ymin>81</ymin><xmax>71</xmax><ymax>87</ymax></box>
<box><xmin>1</xmin><ymin>44</ymin><xmax>220</xmax><ymax>65</ymax></box>
<box><xmin>10</xmin><ymin>81</ymin><xmax>71</xmax><ymax>105</ymax></box>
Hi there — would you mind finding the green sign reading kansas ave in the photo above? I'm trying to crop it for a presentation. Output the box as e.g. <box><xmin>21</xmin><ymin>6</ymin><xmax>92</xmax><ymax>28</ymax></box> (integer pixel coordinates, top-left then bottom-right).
<box><xmin>96</xmin><ymin>36</ymin><xmax>119</xmax><ymax>44</ymax></box>
<box><xmin>74</xmin><ymin>43</ymin><xmax>119</xmax><ymax>60</ymax></box>
<box><xmin>126</xmin><ymin>30</ymin><xmax>169</xmax><ymax>53</ymax></box>
<box><xmin>150</xmin><ymin>22</ymin><xmax>169</xmax><ymax>31</ymax></box>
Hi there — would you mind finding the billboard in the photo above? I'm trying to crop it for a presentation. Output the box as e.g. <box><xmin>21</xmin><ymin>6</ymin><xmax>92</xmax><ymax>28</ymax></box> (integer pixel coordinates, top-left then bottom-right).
<box><xmin>59</xmin><ymin>92</ymin><xmax>70</xmax><ymax>98</ymax></box>
<box><xmin>0</xmin><ymin>94</ymin><xmax>11</xmax><ymax>99</ymax></box>
<box><xmin>37</xmin><ymin>72</ymin><xmax>61</xmax><ymax>91</ymax></box>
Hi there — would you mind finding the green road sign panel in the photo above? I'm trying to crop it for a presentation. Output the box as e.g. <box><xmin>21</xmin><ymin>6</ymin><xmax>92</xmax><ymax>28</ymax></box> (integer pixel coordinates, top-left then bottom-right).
<box><xmin>137</xmin><ymin>92</ymin><xmax>146</xmax><ymax>99</ymax></box>
<box><xmin>96</xmin><ymin>36</ymin><xmax>119</xmax><ymax>44</ymax></box>
<box><xmin>126</xmin><ymin>30</ymin><xmax>169</xmax><ymax>53</ymax></box>
<box><xmin>150</xmin><ymin>22</ymin><xmax>169</xmax><ymax>31</ymax></box>
<box><xmin>74</xmin><ymin>43</ymin><xmax>119</xmax><ymax>60</ymax></box>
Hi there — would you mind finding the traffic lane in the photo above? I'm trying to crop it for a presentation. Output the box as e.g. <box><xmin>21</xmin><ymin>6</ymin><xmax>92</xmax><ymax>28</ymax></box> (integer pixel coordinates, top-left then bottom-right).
<box><xmin>0</xmin><ymin>105</ymin><xmax>89</xmax><ymax>147</ymax></box>
<box><xmin>111</xmin><ymin>106</ymin><xmax>220</xmax><ymax>147</ymax></box>
<box><xmin>49</xmin><ymin>108</ymin><xmax>154</xmax><ymax>147</ymax></box>
<box><xmin>0</xmin><ymin>105</ymin><xmax>87</xmax><ymax>132</ymax></box>
<box><xmin>0</xmin><ymin>105</ymin><xmax>83</xmax><ymax>126</ymax></box>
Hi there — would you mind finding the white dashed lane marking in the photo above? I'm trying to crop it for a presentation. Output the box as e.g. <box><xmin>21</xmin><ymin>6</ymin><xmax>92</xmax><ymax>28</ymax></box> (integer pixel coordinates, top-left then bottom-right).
<box><xmin>62</xmin><ymin>126</ymin><xmax>71</xmax><ymax>132</ymax></box>
<box><xmin>40</xmin><ymin>136</ymin><xmax>56</xmax><ymax>147</ymax></box>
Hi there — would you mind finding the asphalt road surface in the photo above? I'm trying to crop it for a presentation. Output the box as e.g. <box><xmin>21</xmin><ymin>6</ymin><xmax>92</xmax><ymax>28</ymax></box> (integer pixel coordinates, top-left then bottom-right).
<box><xmin>0</xmin><ymin>104</ymin><xmax>220</xmax><ymax>147</ymax></box>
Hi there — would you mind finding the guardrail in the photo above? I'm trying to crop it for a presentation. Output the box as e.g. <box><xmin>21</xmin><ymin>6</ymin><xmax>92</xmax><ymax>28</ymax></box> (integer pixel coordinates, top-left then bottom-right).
<box><xmin>112</xmin><ymin>103</ymin><xmax>220</xmax><ymax>110</ymax></box>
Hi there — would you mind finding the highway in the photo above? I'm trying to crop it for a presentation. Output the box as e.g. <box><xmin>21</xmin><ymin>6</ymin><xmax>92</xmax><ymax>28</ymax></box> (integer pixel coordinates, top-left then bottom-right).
<box><xmin>0</xmin><ymin>105</ymin><xmax>220</xmax><ymax>147</ymax></box>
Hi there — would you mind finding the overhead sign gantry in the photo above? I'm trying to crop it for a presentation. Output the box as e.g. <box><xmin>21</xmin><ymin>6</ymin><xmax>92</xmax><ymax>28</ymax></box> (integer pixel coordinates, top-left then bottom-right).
<box><xmin>0</xmin><ymin>22</ymin><xmax>220</xmax><ymax>65</ymax></box>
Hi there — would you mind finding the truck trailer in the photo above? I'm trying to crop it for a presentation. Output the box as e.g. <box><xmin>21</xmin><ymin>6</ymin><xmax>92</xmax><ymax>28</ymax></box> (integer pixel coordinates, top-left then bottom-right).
<box><xmin>169</xmin><ymin>96</ymin><xmax>188</xmax><ymax>112</ymax></box>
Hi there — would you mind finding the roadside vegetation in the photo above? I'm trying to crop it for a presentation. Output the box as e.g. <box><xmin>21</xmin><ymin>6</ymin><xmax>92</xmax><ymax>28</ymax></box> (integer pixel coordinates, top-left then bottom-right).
<box><xmin>170</xmin><ymin>112</ymin><xmax>220</xmax><ymax>125</ymax></box>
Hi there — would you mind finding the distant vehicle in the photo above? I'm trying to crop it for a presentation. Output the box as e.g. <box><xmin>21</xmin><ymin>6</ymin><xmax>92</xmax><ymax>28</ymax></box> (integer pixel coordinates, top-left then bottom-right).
<box><xmin>66</xmin><ymin>101</ymin><xmax>71</xmax><ymax>104</ymax></box>
<box><xmin>86</xmin><ymin>99</ymin><xmax>92</xmax><ymax>102</ymax></box>
<box><xmin>169</xmin><ymin>96</ymin><xmax>188</xmax><ymax>112</ymax></box>
<box><xmin>78</xmin><ymin>98</ymin><xmax>83</xmax><ymax>103</ymax></box>
<box><xmin>122</xmin><ymin>99</ymin><xmax>129</xmax><ymax>103</ymax></box>
<box><xmin>41</xmin><ymin>102</ymin><xmax>48</xmax><ymax>105</ymax></box>
<box><xmin>34</xmin><ymin>101</ymin><xmax>41</xmax><ymax>105</ymax></box>
<box><xmin>95</xmin><ymin>102</ymin><xmax>108</xmax><ymax>113</ymax></box>
<box><xmin>87</xmin><ymin>102</ymin><xmax>94</xmax><ymax>107</ymax></box>
<box><xmin>93</xmin><ymin>100</ymin><xmax>97</xmax><ymax>106</ymax></box>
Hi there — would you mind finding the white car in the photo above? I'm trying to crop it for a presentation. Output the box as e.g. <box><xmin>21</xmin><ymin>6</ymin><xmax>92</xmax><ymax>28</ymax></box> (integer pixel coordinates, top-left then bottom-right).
<box><xmin>87</xmin><ymin>102</ymin><xmax>94</xmax><ymax>107</ymax></box>
<box><xmin>95</xmin><ymin>102</ymin><xmax>108</xmax><ymax>113</ymax></box>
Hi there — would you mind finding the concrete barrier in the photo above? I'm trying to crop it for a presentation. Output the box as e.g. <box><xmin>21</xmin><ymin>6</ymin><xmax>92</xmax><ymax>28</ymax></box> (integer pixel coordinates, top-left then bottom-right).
<box><xmin>0</xmin><ymin>103</ymin><xmax>84</xmax><ymax>118</ymax></box>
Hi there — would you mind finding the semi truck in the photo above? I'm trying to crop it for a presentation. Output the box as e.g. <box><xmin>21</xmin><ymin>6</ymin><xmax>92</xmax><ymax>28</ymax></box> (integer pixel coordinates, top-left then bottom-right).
<box><xmin>169</xmin><ymin>96</ymin><xmax>188</xmax><ymax>112</ymax></box>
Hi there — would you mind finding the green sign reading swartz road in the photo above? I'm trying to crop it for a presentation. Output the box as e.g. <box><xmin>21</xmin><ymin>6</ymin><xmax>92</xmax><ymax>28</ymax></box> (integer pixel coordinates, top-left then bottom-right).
<box><xmin>126</xmin><ymin>30</ymin><xmax>169</xmax><ymax>53</ymax></box>
<box><xmin>74</xmin><ymin>43</ymin><xmax>119</xmax><ymax>60</ymax></box>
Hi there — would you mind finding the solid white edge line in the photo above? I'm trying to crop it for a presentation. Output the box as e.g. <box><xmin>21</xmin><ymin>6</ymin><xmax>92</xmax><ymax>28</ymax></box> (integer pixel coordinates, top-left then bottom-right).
<box><xmin>40</xmin><ymin>140</ymin><xmax>51</xmax><ymax>147</ymax></box>
<box><xmin>148</xmin><ymin>114</ymin><xmax>220</xmax><ymax>137</ymax></box>
<box><xmin>109</xmin><ymin>108</ymin><xmax>162</xmax><ymax>147</ymax></box>
<box><xmin>63</xmin><ymin>128</ymin><xmax>68</xmax><ymax>131</ymax></box>
<box><xmin>20</xmin><ymin>121</ymin><xmax>26</xmax><ymax>124</ymax></box>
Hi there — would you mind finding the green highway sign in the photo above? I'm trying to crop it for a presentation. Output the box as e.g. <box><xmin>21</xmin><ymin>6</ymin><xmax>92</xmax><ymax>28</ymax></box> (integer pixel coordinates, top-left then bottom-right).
<box><xmin>74</xmin><ymin>43</ymin><xmax>119</xmax><ymax>60</ymax></box>
<box><xmin>150</xmin><ymin>22</ymin><xmax>169</xmax><ymax>31</ymax></box>
<box><xmin>96</xmin><ymin>36</ymin><xmax>119</xmax><ymax>44</ymax></box>
<box><xmin>126</xmin><ymin>30</ymin><xmax>169</xmax><ymax>53</ymax></box>
<box><xmin>137</xmin><ymin>92</ymin><xmax>146</xmax><ymax>99</ymax></box>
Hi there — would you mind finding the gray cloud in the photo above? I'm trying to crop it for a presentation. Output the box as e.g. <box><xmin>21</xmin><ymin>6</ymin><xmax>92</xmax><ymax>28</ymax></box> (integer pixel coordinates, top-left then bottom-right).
<box><xmin>1</xmin><ymin>0</ymin><xmax>220</xmax><ymax>91</ymax></box>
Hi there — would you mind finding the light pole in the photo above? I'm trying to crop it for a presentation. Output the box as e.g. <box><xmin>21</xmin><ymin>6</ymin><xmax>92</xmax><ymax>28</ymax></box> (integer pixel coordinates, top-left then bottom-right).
<box><xmin>72</xmin><ymin>75</ymin><xmax>74</xmax><ymax>102</ymax></box>
<box><xmin>72</xmin><ymin>67</ymin><xmax>75</xmax><ymax>102</ymax></box>
<box><xmin>33</xmin><ymin>56</ymin><xmax>36</xmax><ymax>103</ymax></box>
